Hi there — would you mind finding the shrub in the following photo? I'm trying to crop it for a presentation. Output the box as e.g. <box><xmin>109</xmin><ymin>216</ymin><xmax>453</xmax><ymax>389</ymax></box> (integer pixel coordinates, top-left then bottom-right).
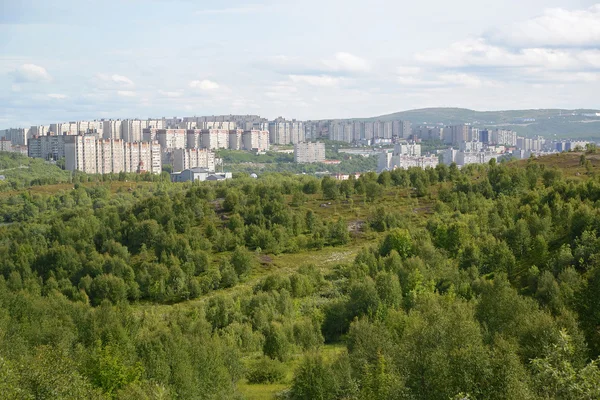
<box><xmin>246</xmin><ymin>357</ymin><xmax>286</xmax><ymax>384</ymax></box>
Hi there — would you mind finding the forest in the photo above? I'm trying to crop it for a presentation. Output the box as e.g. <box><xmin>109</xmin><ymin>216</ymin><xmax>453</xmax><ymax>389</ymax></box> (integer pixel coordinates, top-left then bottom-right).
<box><xmin>0</xmin><ymin>150</ymin><xmax>599</xmax><ymax>399</ymax></box>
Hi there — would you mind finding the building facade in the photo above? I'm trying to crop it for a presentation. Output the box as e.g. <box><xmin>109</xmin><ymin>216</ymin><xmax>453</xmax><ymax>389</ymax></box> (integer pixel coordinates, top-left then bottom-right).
<box><xmin>294</xmin><ymin>142</ymin><xmax>325</xmax><ymax>163</ymax></box>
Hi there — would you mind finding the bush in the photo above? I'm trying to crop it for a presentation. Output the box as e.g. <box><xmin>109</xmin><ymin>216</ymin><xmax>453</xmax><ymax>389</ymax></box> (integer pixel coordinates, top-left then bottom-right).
<box><xmin>246</xmin><ymin>357</ymin><xmax>286</xmax><ymax>384</ymax></box>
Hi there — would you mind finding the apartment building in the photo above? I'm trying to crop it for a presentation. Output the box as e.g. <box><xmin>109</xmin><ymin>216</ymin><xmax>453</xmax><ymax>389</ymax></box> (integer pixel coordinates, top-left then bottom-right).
<box><xmin>269</xmin><ymin>119</ymin><xmax>304</xmax><ymax>145</ymax></box>
<box><xmin>65</xmin><ymin>135</ymin><xmax>98</xmax><ymax>173</ymax></box>
<box><xmin>201</xmin><ymin>129</ymin><xmax>229</xmax><ymax>150</ymax></box>
<box><xmin>122</xmin><ymin>119</ymin><xmax>144</xmax><ymax>142</ymax></box>
<box><xmin>294</xmin><ymin>142</ymin><xmax>325</xmax><ymax>163</ymax></box>
<box><xmin>378</xmin><ymin>143</ymin><xmax>430</xmax><ymax>171</ymax></box>
<box><xmin>229</xmin><ymin>129</ymin><xmax>243</xmax><ymax>150</ymax></box>
<box><xmin>102</xmin><ymin>119</ymin><xmax>122</xmax><ymax>140</ymax></box>
<box><xmin>242</xmin><ymin>130</ymin><xmax>269</xmax><ymax>152</ymax></box>
<box><xmin>28</xmin><ymin>134</ymin><xmax>70</xmax><ymax>160</ymax></box>
<box><xmin>168</xmin><ymin>148</ymin><xmax>216</xmax><ymax>172</ymax></box>
<box><xmin>156</xmin><ymin>129</ymin><xmax>187</xmax><ymax>149</ymax></box>
<box><xmin>65</xmin><ymin>135</ymin><xmax>161</xmax><ymax>174</ymax></box>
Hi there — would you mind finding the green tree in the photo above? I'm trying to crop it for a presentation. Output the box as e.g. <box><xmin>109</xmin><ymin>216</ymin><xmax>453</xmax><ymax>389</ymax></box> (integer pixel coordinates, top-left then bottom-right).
<box><xmin>290</xmin><ymin>354</ymin><xmax>336</xmax><ymax>400</ymax></box>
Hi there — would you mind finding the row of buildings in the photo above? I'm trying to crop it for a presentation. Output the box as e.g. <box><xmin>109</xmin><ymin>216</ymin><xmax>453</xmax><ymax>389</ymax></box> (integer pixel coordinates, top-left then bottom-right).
<box><xmin>378</xmin><ymin>143</ymin><xmax>439</xmax><ymax>172</ymax></box>
<box><xmin>64</xmin><ymin>136</ymin><xmax>162</xmax><ymax>175</ymax></box>
<box><xmin>328</xmin><ymin>120</ymin><xmax>412</xmax><ymax>143</ymax></box>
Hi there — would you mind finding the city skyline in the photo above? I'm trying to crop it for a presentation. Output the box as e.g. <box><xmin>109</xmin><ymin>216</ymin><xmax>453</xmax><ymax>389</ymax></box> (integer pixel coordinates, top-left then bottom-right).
<box><xmin>1</xmin><ymin>1</ymin><xmax>599</xmax><ymax>127</ymax></box>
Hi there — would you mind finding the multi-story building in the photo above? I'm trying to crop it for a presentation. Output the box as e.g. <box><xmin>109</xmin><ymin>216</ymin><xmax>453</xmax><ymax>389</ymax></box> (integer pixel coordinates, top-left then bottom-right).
<box><xmin>490</xmin><ymin>129</ymin><xmax>517</xmax><ymax>146</ymax></box>
<box><xmin>457</xmin><ymin>151</ymin><xmax>498</xmax><ymax>166</ymax></box>
<box><xmin>229</xmin><ymin>129</ymin><xmax>243</xmax><ymax>150</ymax></box>
<box><xmin>459</xmin><ymin>141</ymin><xmax>483</xmax><ymax>152</ymax></box>
<box><xmin>242</xmin><ymin>130</ymin><xmax>269</xmax><ymax>152</ymax></box>
<box><xmin>269</xmin><ymin>118</ymin><xmax>304</xmax><ymax>145</ymax></box>
<box><xmin>28</xmin><ymin>133</ymin><xmax>71</xmax><ymax>160</ymax></box>
<box><xmin>0</xmin><ymin>140</ymin><xmax>13</xmax><ymax>152</ymax></box>
<box><xmin>126</xmin><ymin>141</ymin><xmax>161</xmax><ymax>174</ymax></box>
<box><xmin>156</xmin><ymin>129</ymin><xmax>187</xmax><ymax>149</ymax></box>
<box><xmin>122</xmin><ymin>119</ymin><xmax>144</xmax><ymax>142</ymax></box>
<box><xmin>64</xmin><ymin>135</ymin><xmax>161</xmax><ymax>174</ymax></box>
<box><xmin>65</xmin><ymin>135</ymin><xmax>98</xmax><ymax>173</ymax></box>
<box><xmin>168</xmin><ymin>148</ymin><xmax>216</xmax><ymax>172</ymax></box>
<box><xmin>201</xmin><ymin>129</ymin><xmax>229</xmax><ymax>150</ymax></box>
<box><xmin>294</xmin><ymin>142</ymin><xmax>325</xmax><ymax>163</ymax></box>
<box><xmin>446</xmin><ymin>125</ymin><xmax>470</xmax><ymax>145</ymax></box>
<box><xmin>440</xmin><ymin>148</ymin><xmax>460</xmax><ymax>165</ymax></box>
<box><xmin>102</xmin><ymin>119</ymin><xmax>122</xmax><ymax>140</ymax></box>
<box><xmin>2</xmin><ymin>128</ymin><xmax>27</xmax><ymax>146</ymax></box>
<box><xmin>378</xmin><ymin>143</ymin><xmax>432</xmax><ymax>171</ymax></box>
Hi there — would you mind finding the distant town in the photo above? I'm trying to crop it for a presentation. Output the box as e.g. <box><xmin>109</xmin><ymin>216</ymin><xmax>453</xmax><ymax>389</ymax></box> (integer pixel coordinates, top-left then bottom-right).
<box><xmin>0</xmin><ymin>114</ymin><xmax>594</xmax><ymax>181</ymax></box>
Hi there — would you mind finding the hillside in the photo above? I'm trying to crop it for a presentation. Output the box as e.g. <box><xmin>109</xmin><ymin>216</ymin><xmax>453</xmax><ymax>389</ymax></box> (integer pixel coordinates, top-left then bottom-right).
<box><xmin>0</xmin><ymin>152</ymin><xmax>71</xmax><ymax>191</ymax></box>
<box><xmin>374</xmin><ymin>107</ymin><xmax>600</xmax><ymax>139</ymax></box>
<box><xmin>0</xmin><ymin>153</ymin><xmax>600</xmax><ymax>399</ymax></box>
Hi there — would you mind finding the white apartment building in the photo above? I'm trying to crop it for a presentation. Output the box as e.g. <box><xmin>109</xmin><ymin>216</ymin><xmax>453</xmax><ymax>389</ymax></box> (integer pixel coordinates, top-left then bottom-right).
<box><xmin>398</xmin><ymin>143</ymin><xmax>421</xmax><ymax>156</ymax></box>
<box><xmin>169</xmin><ymin>148</ymin><xmax>216</xmax><ymax>172</ymax></box>
<box><xmin>0</xmin><ymin>140</ymin><xmax>12</xmax><ymax>152</ymax></box>
<box><xmin>294</xmin><ymin>142</ymin><xmax>325</xmax><ymax>163</ymax></box>
<box><xmin>378</xmin><ymin>143</ymin><xmax>432</xmax><ymax>171</ymax></box>
<box><xmin>458</xmin><ymin>151</ymin><xmax>498</xmax><ymax>166</ymax></box>
<box><xmin>269</xmin><ymin>119</ymin><xmax>304</xmax><ymax>145</ymax></box>
<box><xmin>459</xmin><ymin>141</ymin><xmax>483</xmax><ymax>152</ymax></box>
<box><xmin>242</xmin><ymin>130</ymin><xmax>269</xmax><ymax>152</ymax></box>
<box><xmin>65</xmin><ymin>136</ymin><xmax>161</xmax><ymax>174</ymax></box>
<box><xmin>516</xmin><ymin>136</ymin><xmax>544</xmax><ymax>152</ymax></box>
<box><xmin>156</xmin><ymin>129</ymin><xmax>187</xmax><ymax>149</ymax></box>
<box><xmin>440</xmin><ymin>148</ymin><xmax>460</xmax><ymax>165</ymax></box>
<box><xmin>201</xmin><ymin>129</ymin><xmax>229</xmax><ymax>150</ymax></box>
<box><xmin>65</xmin><ymin>135</ymin><xmax>98</xmax><ymax>173</ymax></box>
<box><xmin>491</xmin><ymin>129</ymin><xmax>517</xmax><ymax>146</ymax></box>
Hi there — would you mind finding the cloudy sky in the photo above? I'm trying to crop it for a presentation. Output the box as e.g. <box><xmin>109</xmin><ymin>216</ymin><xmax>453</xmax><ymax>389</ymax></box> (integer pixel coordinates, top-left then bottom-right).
<box><xmin>1</xmin><ymin>0</ymin><xmax>599</xmax><ymax>127</ymax></box>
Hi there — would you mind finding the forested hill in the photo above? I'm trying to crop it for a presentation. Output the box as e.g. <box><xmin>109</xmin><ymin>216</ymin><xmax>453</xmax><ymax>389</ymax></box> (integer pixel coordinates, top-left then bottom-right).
<box><xmin>1</xmin><ymin>151</ymin><xmax>600</xmax><ymax>399</ymax></box>
<box><xmin>373</xmin><ymin>107</ymin><xmax>600</xmax><ymax>139</ymax></box>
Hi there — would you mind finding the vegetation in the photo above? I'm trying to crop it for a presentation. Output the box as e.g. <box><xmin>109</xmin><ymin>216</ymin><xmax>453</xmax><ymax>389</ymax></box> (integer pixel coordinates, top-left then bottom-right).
<box><xmin>0</xmin><ymin>152</ymin><xmax>600</xmax><ymax>398</ymax></box>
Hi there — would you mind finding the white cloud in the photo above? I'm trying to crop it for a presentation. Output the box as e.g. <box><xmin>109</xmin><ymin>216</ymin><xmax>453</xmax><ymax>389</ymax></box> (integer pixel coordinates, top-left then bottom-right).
<box><xmin>489</xmin><ymin>5</ymin><xmax>600</xmax><ymax>48</ymax></box>
<box><xmin>47</xmin><ymin>93</ymin><xmax>67</xmax><ymax>99</ymax></box>
<box><xmin>397</xmin><ymin>66</ymin><xmax>421</xmax><ymax>75</ymax></box>
<box><xmin>415</xmin><ymin>38</ymin><xmax>600</xmax><ymax>70</ymax></box>
<box><xmin>117</xmin><ymin>90</ymin><xmax>136</xmax><ymax>97</ymax></box>
<box><xmin>265</xmin><ymin>83</ymin><xmax>298</xmax><ymax>100</ymax></box>
<box><xmin>195</xmin><ymin>5</ymin><xmax>264</xmax><ymax>15</ymax></box>
<box><xmin>158</xmin><ymin>90</ymin><xmax>183</xmax><ymax>98</ymax></box>
<box><xmin>289</xmin><ymin>75</ymin><xmax>342</xmax><ymax>87</ymax></box>
<box><xmin>96</xmin><ymin>73</ymin><xmax>135</xmax><ymax>87</ymax></box>
<box><xmin>438</xmin><ymin>73</ymin><xmax>501</xmax><ymax>88</ymax></box>
<box><xmin>13</xmin><ymin>64</ymin><xmax>52</xmax><ymax>82</ymax></box>
<box><xmin>323</xmin><ymin>52</ymin><xmax>370</xmax><ymax>72</ymax></box>
<box><xmin>189</xmin><ymin>79</ymin><xmax>220</xmax><ymax>90</ymax></box>
<box><xmin>111</xmin><ymin>74</ymin><xmax>134</xmax><ymax>86</ymax></box>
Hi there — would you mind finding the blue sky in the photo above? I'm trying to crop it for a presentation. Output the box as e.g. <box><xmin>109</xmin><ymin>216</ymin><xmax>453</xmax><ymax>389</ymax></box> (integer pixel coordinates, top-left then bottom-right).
<box><xmin>1</xmin><ymin>0</ymin><xmax>599</xmax><ymax>127</ymax></box>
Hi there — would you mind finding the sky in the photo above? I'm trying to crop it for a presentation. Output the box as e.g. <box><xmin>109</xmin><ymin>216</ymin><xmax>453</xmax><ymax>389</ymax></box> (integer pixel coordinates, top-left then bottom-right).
<box><xmin>1</xmin><ymin>0</ymin><xmax>599</xmax><ymax>127</ymax></box>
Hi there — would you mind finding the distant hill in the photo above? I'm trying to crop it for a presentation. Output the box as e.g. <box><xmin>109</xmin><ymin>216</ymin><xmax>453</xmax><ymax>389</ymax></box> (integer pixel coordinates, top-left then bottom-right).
<box><xmin>373</xmin><ymin>108</ymin><xmax>600</xmax><ymax>139</ymax></box>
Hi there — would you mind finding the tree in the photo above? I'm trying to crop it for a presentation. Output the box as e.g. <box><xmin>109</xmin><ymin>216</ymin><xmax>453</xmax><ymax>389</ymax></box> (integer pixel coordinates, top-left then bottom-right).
<box><xmin>230</xmin><ymin>246</ymin><xmax>256</xmax><ymax>277</ymax></box>
<box><xmin>263</xmin><ymin>322</ymin><xmax>291</xmax><ymax>362</ymax></box>
<box><xmin>531</xmin><ymin>330</ymin><xmax>600</xmax><ymax>400</ymax></box>
<box><xmin>90</xmin><ymin>274</ymin><xmax>128</xmax><ymax>306</ymax></box>
<box><xmin>321</xmin><ymin>176</ymin><xmax>339</xmax><ymax>200</ymax></box>
<box><xmin>290</xmin><ymin>354</ymin><xmax>336</xmax><ymax>400</ymax></box>
<box><xmin>379</xmin><ymin>229</ymin><xmax>413</xmax><ymax>258</ymax></box>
